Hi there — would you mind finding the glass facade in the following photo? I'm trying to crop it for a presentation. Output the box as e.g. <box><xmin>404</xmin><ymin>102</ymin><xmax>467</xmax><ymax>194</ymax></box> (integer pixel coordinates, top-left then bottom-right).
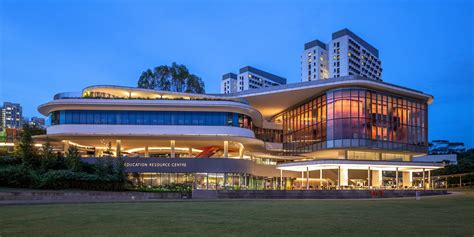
<box><xmin>253</xmin><ymin>127</ymin><xmax>283</xmax><ymax>143</ymax></box>
<box><xmin>282</xmin><ymin>88</ymin><xmax>428</xmax><ymax>154</ymax></box>
<box><xmin>128</xmin><ymin>172</ymin><xmax>291</xmax><ymax>190</ymax></box>
<box><xmin>49</xmin><ymin>110</ymin><xmax>253</xmax><ymax>129</ymax></box>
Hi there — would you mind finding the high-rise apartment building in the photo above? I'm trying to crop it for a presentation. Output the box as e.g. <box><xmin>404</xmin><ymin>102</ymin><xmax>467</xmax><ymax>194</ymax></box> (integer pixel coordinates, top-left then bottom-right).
<box><xmin>220</xmin><ymin>73</ymin><xmax>238</xmax><ymax>94</ymax></box>
<box><xmin>29</xmin><ymin>116</ymin><xmax>46</xmax><ymax>128</ymax></box>
<box><xmin>1</xmin><ymin>102</ymin><xmax>23</xmax><ymax>129</ymax></box>
<box><xmin>301</xmin><ymin>28</ymin><xmax>383</xmax><ymax>82</ymax></box>
<box><xmin>237</xmin><ymin>66</ymin><xmax>286</xmax><ymax>92</ymax></box>
<box><xmin>221</xmin><ymin>66</ymin><xmax>286</xmax><ymax>94</ymax></box>
<box><xmin>301</xmin><ymin>40</ymin><xmax>329</xmax><ymax>82</ymax></box>
<box><xmin>329</xmin><ymin>29</ymin><xmax>382</xmax><ymax>81</ymax></box>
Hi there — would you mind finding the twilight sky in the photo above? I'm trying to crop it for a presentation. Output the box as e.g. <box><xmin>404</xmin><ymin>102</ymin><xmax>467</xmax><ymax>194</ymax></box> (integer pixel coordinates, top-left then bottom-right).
<box><xmin>0</xmin><ymin>0</ymin><xmax>473</xmax><ymax>147</ymax></box>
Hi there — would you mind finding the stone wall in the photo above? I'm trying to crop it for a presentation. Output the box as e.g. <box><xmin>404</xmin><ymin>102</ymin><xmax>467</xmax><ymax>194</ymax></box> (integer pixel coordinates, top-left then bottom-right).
<box><xmin>0</xmin><ymin>191</ymin><xmax>185</xmax><ymax>202</ymax></box>
<box><xmin>192</xmin><ymin>189</ymin><xmax>448</xmax><ymax>199</ymax></box>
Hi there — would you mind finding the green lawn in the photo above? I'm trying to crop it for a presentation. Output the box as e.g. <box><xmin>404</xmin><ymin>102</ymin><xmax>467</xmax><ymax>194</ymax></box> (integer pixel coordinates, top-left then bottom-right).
<box><xmin>1</xmin><ymin>192</ymin><xmax>473</xmax><ymax>237</ymax></box>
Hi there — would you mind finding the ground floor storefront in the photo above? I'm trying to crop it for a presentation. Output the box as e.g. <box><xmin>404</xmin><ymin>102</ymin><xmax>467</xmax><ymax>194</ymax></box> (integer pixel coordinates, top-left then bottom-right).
<box><xmin>128</xmin><ymin>172</ymin><xmax>293</xmax><ymax>190</ymax></box>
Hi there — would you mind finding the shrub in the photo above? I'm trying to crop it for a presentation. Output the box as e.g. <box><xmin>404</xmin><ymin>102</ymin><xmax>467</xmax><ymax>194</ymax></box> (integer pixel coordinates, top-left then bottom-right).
<box><xmin>0</xmin><ymin>156</ymin><xmax>21</xmax><ymax>166</ymax></box>
<box><xmin>0</xmin><ymin>165</ymin><xmax>38</xmax><ymax>188</ymax></box>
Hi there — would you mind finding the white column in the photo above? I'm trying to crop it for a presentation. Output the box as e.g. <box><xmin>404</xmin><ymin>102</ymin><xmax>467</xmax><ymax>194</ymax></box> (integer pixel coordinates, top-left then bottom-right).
<box><xmin>280</xmin><ymin>169</ymin><xmax>283</xmax><ymax>190</ymax></box>
<box><xmin>301</xmin><ymin>171</ymin><xmax>304</xmax><ymax>189</ymax></box>
<box><xmin>403</xmin><ymin>171</ymin><xmax>412</xmax><ymax>188</ymax></box>
<box><xmin>337</xmin><ymin>166</ymin><xmax>341</xmax><ymax>189</ymax></box>
<box><xmin>116</xmin><ymin>140</ymin><xmax>121</xmax><ymax>158</ymax></box>
<box><xmin>306</xmin><ymin>167</ymin><xmax>309</xmax><ymax>190</ymax></box>
<box><xmin>422</xmin><ymin>168</ymin><xmax>426</xmax><ymax>190</ymax></box>
<box><xmin>371</xmin><ymin>170</ymin><xmax>382</xmax><ymax>187</ymax></box>
<box><xmin>144</xmin><ymin>146</ymin><xmax>149</xmax><ymax>158</ymax></box>
<box><xmin>340</xmin><ymin>167</ymin><xmax>349</xmax><ymax>186</ymax></box>
<box><xmin>319</xmin><ymin>169</ymin><xmax>323</xmax><ymax>189</ymax></box>
<box><xmin>223</xmin><ymin>141</ymin><xmax>229</xmax><ymax>158</ymax></box>
<box><xmin>239</xmin><ymin>144</ymin><xmax>244</xmax><ymax>159</ymax></box>
<box><xmin>395</xmin><ymin>167</ymin><xmax>399</xmax><ymax>189</ymax></box>
<box><xmin>170</xmin><ymin>140</ymin><xmax>175</xmax><ymax>158</ymax></box>
<box><xmin>368</xmin><ymin>167</ymin><xmax>371</xmax><ymax>188</ymax></box>
<box><xmin>428</xmin><ymin>170</ymin><xmax>431</xmax><ymax>189</ymax></box>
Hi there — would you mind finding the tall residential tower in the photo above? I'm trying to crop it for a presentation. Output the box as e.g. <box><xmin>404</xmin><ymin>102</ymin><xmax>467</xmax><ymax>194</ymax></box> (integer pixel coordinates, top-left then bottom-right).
<box><xmin>1</xmin><ymin>102</ymin><xmax>23</xmax><ymax>129</ymax></box>
<box><xmin>301</xmin><ymin>28</ymin><xmax>383</xmax><ymax>82</ymax></box>
<box><xmin>221</xmin><ymin>66</ymin><xmax>287</xmax><ymax>93</ymax></box>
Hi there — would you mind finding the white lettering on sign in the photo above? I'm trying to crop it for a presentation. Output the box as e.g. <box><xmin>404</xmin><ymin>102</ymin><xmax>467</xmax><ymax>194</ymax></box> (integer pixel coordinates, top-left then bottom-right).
<box><xmin>125</xmin><ymin>162</ymin><xmax>187</xmax><ymax>168</ymax></box>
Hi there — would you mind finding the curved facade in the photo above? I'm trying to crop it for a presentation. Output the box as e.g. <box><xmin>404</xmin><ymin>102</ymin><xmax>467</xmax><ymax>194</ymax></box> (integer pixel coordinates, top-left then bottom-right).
<box><xmin>49</xmin><ymin>110</ymin><xmax>253</xmax><ymax>129</ymax></box>
<box><xmin>35</xmin><ymin>76</ymin><xmax>442</xmax><ymax>190</ymax></box>
<box><xmin>281</xmin><ymin>87</ymin><xmax>427</xmax><ymax>154</ymax></box>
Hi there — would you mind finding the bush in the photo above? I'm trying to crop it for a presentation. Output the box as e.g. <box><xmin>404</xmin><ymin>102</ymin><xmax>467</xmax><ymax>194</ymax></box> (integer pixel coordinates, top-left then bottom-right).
<box><xmin>0</xmin><ymin>165</ymin><xmax>38</xmax><ymax>188</ymax></box>
<box><xmin>0</xmin><ymin>156</ymin><xmax>21</xmax><ymax>166</ymax></box>
<box><xmin>132</xmin><ymin>183</ymin><xmax>192</xmax><ymax>193</ymax></box>
<box><xmin>0</xmin><ymin>166</ymin><xmax>126</xmax><ymax>191</ymax></box>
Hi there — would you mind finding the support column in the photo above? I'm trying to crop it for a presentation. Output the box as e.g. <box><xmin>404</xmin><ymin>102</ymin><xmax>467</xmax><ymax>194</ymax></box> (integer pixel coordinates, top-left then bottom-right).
<box><xmin>239</xmin><ymin>144</ymin><xmax>244</xmax><ymax>159</ymax></box>
<box><xmin>371</xmin><ymin>170</ymin><xmax>382</xmax><ymax>187</ymax></box>
<box><xmin>422</xmin><ymin>168</ymin><xmax>426</xmax><ymax>190</ymax></box>
<box><xmin>144</xmin><ymin>146</ymin><xmax>149</xmax><ymax>158</ymax></box>
<box><xmin>306</xmin><ymin>167</ymin><xmax>310</xmax><ymax>190</ymax></box>
<box><xmin>339</xmin><ymin>167</ymin><xmax>349</xmax><ymax>187</ymax></box>
<box><xmin>403</xmin><ymin>171</ymin><xmax>412</xmax><ymax>188</ymax></box>
<box><xmin>428</xmin><ymin>170</ymin><xmax>431</xmax><ymax>189</ymax></box>
<box><xmin>301</xmin><ymin>171</ymin><xmax>304</xmax><ymax>190</ymax></box>
<box><xmin>223</xmin><ymin>141</ymin><xmax>229</xmax><ymax>158</ymax></box>
<box><xmin>170</xmin><ymin>140</ymin><xmax>175</xmax><ymax>158</ymax></box>
<box><xmin>319</xmin><ymin>169</ymin><xmax>323</xmax><ymax>189</ymax></box>
<box><xmin>368</xmin><ymin>167</ymin><xmax>371</xmax><ymax>188</ymax></box>
<box><xmin>395</xmin><ymin>167</ymin><xmax>399</xmax><ymax>189</ymax></box>
<box><xmin>116</xmin><ymin>140</ymin><xmax>121</xmax><ymax>158</ymax></box>
<box><xmin>337</xmin><ymin>166</ymin><xmax>341</xmax><ymax>189</ymax></box>
<box><xmin>280</xmin><ymin>169</ymin><xmax>283</xmax><ymax>190</ymax></box>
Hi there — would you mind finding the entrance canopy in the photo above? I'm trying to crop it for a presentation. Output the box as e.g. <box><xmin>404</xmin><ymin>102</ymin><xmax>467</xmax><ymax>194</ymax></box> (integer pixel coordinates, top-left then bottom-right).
<box><xmin>277</xmin><ymin>159</ymin><xmax>444</xmax><ymax>172</ymax></box>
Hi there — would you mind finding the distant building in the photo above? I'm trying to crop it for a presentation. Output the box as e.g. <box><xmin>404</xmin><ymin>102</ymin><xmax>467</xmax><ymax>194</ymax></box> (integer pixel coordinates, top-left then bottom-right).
<box><xmin>301</xmin><ymin>40</ymin><xmax>329</xmax><ymax>82</ymax></box>
<box><xmin>429</xmin><ymin>140</ymin><xmax>465</xmax><ymax>155</ymax></box>
<box><xmin>237</xmin><ymin>66</ymin><xmax>286</xmax><ymax>92</ymax></box>
<box><xmin>301</xmin><ymin>28</ymin><xmax>383</xmax><ymax>82</ymax></box>
<box><xmin>1</xmin><ymin>102</ymin><xmax>23</xmax><ymax>129</ymax></box>
<box><xmin>29</xmin><ymin>116</ymin><xmax>46</xmax><ymax>128</ymax></box>
<box><xmin>220</xmin><ymin>73</ymin><xmax>238</xmax><ymax>94</ymax></box>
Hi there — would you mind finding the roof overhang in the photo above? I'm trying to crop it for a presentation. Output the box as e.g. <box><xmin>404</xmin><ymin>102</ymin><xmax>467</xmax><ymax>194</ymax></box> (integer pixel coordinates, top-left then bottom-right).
<box><xmin>227</xmin><ymin>76</ymin><xmax>434</xmax><ymax>120</ymax></box>
<box><xmin>277</xmin><ymin>159</ymin><xmax>444</xmax><ymax>172</ymax></box>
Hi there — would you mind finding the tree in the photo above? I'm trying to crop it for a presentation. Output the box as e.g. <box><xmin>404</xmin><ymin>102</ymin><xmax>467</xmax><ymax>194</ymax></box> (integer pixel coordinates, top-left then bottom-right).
<box><xmin>40</xmin><ymin>140</ymin><xmax>56</xmax><ymax>171</ymax></box>
<box><xmin>66</xmin><ymin>146</ymin><xmax>82</xmax><ymax>172</ymax></box>
<box><xmin>17</xmin><ymin>124</ymin><xmax>37</xmax><ymax>167</ymax></box>
<box><xmin>115</xmin><ymin>156</ymin><xmax>126</xmax><ymax>182</ymax></box>
<box><xmin>137</xmin><ymin>62</ymin><xmax>205</xmax><ymax>93</ymax></box>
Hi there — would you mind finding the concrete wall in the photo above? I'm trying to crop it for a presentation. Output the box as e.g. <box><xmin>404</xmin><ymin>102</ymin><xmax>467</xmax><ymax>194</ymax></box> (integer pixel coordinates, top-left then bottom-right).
<box><xmin>0</xmin><ymin>191</ymin><xmax>184</xmax><ymax>202</ymax></box>
<box><xmin>192</xmin><ymin>189</ymin><xmax>448</xmax><ymax>199</ymax></box>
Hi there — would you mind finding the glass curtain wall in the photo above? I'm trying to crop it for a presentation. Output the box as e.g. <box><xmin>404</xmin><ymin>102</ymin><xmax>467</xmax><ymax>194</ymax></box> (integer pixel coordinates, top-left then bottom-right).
<box><xmin>282</xmin><ymin>88</ymin><xmax>428</xmax><ymax>155</ymax></box>
<box><xmin>49</xmin><ymin>110</ymin><xmax>253</xmax><ymax>129</ymax></box>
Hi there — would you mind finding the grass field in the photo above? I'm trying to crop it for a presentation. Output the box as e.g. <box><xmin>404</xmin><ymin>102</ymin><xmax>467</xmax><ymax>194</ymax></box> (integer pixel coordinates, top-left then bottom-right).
<box><xmin>0</xmin><ymin>192</ymin><xmax>473</xmax><ymax>237</ymax></box>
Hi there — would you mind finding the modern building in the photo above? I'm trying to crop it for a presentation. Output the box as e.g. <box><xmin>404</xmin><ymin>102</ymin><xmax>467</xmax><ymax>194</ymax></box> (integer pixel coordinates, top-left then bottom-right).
<box><xmin>301</xmin><ymin>40</ymin><xmax>329</xmax><ymax>82</ymax></box>
<box><xmin>221</xmin><ymin>73</ymin><xmax>238</xmax><ymax>94</ymax></box>
<box><xmin>29</xmin><ymin>116</ymin><xmax>46</xmax><ymax>128</ymax></box>
<box><xmin>35</xmin><ymin>75</ymin><xmax>444</xmax><ymax>190</ymax></box>
<box><xmin>301</xmin><ymin>28</ymin><xmax>382</xmax><ymax>82</ymax></box>
<box><xmin>1</xmin><ymin>102</ymin><xmax>23</xmax><ymax>129</ymax></box>
<box><xmin>236</xmin><ymin>66</ymin><xmax>286</xmax><ymax>92</ymax></box>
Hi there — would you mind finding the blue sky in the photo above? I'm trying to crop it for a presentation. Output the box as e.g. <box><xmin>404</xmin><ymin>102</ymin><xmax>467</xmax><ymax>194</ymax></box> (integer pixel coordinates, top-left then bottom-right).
<box><xmin>1</xmin><ymin>0</ymin><xmax>473</xmax><ymax>147</ymax></box>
